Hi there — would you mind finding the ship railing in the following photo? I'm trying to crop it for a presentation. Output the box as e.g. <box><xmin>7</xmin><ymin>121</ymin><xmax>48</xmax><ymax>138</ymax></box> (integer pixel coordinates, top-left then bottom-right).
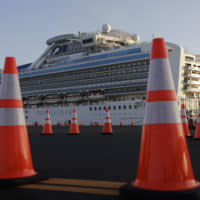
<box><xmin>183</xmin><ymin>80</ymin><xmax>200</xmax><ymax>85</ymax></box>
<box><xmin>22</xmin><ymin>83</ymin><xmax>147</xmax><ymax>97</ymax></box>
<box><xmin>21</xmin><ymin>76</ymin><xmax>147</xmax><ymax>93</ymax></box>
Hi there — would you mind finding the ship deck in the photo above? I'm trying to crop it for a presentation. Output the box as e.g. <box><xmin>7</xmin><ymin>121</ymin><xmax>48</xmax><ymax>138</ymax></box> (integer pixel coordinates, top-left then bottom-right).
<box><xmin>1</xmin><ymin>126</ymin><xmax>200</xmax><ymax>200</ymax></box>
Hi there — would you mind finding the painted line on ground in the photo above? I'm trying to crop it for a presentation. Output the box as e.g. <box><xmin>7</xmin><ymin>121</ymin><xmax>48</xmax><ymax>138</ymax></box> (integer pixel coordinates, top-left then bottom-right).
<box><xmin>39</xmin><ymin>178</ymin><xmax>126</xmax><ymax>189</ymax></box>
<box><xmin>19</xmin><ymin>184</ymin><xmax>120</xmax><ymax>196</ymax></box>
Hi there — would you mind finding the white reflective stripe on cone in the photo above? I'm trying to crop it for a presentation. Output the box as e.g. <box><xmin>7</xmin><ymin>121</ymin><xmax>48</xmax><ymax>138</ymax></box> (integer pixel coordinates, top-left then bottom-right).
<box><xmin>45</xmin><ymin>119</ymin><xmax>51</xmax><ymax>124</ymax></box>
<box><xmin>0</xmin><ymin>74</ymin><xmax>22</xmax><ymax>99</ymax></box>
<box><xmin>181</xmin><ymin>109</ymin><xmax>186</xmax><ymax>116</ymax></box>
<box><xmin>47</xmin><ymin>113</ymin><xmax>50</xmax><ymax>119</ymax></box>
<box><xmin>73</xmin><ymin>113</ymin><xmax>77</xmax><ymax>118</ymax></box>
<box><xmin>147</xmin><ymin>59</ymin><xmax>175</xmax><ymax>91</ymax></box>
<box><xmin>107</xmin><ymin>112</ymin><xmax>111</xmax><ymax>118</ymax></box>
<box><xmin>0</xmin><ymin>108</ymin><xmax>26</xmax><ymax>125</ymax></box>
<box><xmin>144</xmin><ymin>101</ymin><xmax>181</xmax><ymax>124</ymax></box>
<box><xmin>72</xmin><ymin>119</ymin><xmax>78</xmax><ymax>124</ymax></box>
<box><xmin>104</xmin><ymin>119</ymin><xmax>112</xmax><ymax>123</ymax></box>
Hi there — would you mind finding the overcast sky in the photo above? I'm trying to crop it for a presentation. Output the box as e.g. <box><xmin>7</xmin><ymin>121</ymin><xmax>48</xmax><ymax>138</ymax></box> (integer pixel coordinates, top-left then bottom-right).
<box><xmin>0</xmin><ymin>0</ymin><xmax>199</xmax><ymax>68</ymax></box>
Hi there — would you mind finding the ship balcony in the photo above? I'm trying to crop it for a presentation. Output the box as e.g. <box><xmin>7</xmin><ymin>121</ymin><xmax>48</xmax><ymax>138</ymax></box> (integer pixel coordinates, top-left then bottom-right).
<box><xmin>88</xmin><ymin>93</ymin><xmax>104</xmax><ymax>100</ymax></box>
<box><xmin>183</xmin><ymin>80</ymin><xmax>200</xmax><ymax>86</ymax></box>
<box><xmin>183</xmin><ymin>73</ymin><xmax>200</xmax><ymax>78</ymax></box>
<box><xmin>184</xmin><ymin>60</ymin><xmax>195</xmax><ymax>65</ymax></box>
<box><xmin>183</xmin><ymin>65</ymin><xmax>200</xmax><ymax>72</ymax></box>
<box><xmin>65</xmin><ymin>96</ymin><xmax>82</xmax><ymax>102</ymax></box>
<box><xmin>23</xmin><ymin>100</ymin><xmax>40</xmax><ymax>105</ymax></box>
<box><xmin>182</xmin><ymin>87</ymin><xmax>200</xmax><ymax>93</ymax></box>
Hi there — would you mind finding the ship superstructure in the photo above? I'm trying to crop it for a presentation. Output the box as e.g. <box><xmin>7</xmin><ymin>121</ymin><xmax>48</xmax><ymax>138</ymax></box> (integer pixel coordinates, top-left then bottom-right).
<box><xmin>17</xmin><ymin>24</ymin><xmax>200</xmax><ymax>125</ymax></box>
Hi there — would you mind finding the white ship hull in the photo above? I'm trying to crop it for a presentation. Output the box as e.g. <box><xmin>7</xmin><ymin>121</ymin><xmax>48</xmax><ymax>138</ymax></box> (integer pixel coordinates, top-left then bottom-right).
<box><xmin>25</xmin><ymin>99</ymin><xmax>145</xmax><ymax>126</ymax></box>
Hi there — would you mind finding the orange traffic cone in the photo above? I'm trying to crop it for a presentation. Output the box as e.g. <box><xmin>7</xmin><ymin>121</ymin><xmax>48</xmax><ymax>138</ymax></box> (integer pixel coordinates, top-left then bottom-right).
<box><xmin>102</xmin><ymin>108</ymin><xmax>113</xmax><ymax>135</ymax></box>
<box><xmin>59</xmin><ymin>122</ymin><xmax>63</xmax><ymax>127</ymax></box>
<box><xmin>181</xmin><ymin>104</ymin><xmax>191</xmax><ymax>136</ymax></box>
<box><xmin>53</xmin><ymin>122</ymin><xmax>57</xmax><ymax>127</ymax></box>
<box><xmin>91</xmin><ymin>121</ymin><xmax>95</xmax><ymax>127</ymax></box>
<box><xmin>97</xmin><ymin>121</ymin><xmax>100</xmax><ymax>127</ymax></box>
<box><xmin>79</xmin><ymin>122</ymin><xmax>83</xmax><ymax>127</ymax></box>
<box><xmin>66</xmin><ymin>121</ymin><xmax>69</xmax><ymax>127</ymax></box>
<box><xmin>131</xmin><ymin>120</ymin><xmax>134</xmax><ymax>127</ymax></box>
<box><xmin>120</xmin><ymin>120</ymin><xmax>123</xmax><ymax>127</ymax></box>
<box><xmin>41</xmin><ymin>109</ymin><xmax>53</xmax><ymax>135</ymax></box>
<box><xmin>194</xmin><ymin>104</ymin><xmax>200</xmax><ymax>139</ymax></box>
<box><xmin>69</xmin><ymin>109</ymin><xmax>80</xmax><ymax>135</ymax></box>
<box><xmin>120</xmin><ymin>38</ymin><xmax>200</xmax><ymax>198</ymax></box>
<box><xmin>0</xmin><ymin>57</ymin><xmax>38</xmax><ymax>185</ymax></box>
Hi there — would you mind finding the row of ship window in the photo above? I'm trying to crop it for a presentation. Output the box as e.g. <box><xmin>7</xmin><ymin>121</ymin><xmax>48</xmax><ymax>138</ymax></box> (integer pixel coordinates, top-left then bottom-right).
<box><xmin>89</xmin><ymin>105</ymin><xmax>136</xmax><ymax>111</ymax></box>
<box><xmin>21</xmin><ymin>62</ymin><xmax>149</xmax><ymax>84</ymax></box>
<box><xmin>22</xmin><ymin>74</ymin><xmax>148</xmax><ymax>91</ymax></box>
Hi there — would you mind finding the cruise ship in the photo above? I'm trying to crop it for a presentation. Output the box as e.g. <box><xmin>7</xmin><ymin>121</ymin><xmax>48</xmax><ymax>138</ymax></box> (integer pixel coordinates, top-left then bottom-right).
<box><xmin>17</xmin><ymin>24</ymin><xmax>200</xmax><ymax>125</ymax></box>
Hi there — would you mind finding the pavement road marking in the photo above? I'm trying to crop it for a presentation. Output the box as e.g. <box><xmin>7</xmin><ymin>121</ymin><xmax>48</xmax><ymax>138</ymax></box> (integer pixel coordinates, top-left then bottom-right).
<box><xmin>40</xmin><ymin>178</ymin><xmax>126</xmax><ymax>189</ymax></box>
<box><xmin>19</xmin><ymin>184</ymin><xmax>120</xmax><ymax>196</ymax></box>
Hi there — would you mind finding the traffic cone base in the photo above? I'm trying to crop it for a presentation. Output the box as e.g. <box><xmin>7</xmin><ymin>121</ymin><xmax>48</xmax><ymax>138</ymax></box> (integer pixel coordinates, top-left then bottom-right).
<box><xmin>133</xmin><ymin>124</ymin><xmax>198</xmax><ymax>190</ymax></box>
<box><xmin>183</xmin><ymin>122</ymin><xmax>191</xmax><ymax>137</ymax></box>
<box><xmin>181</xmin><ymin>104</ymin><xmax>191</xmax><ymax>137</ymax></box>
<box><xmin>120</xmin><ymin>183</ymin><xmax>200</xmax><ymax>199</ymax></box>
<box><xmin>194</xmin><ymin>106</ymin><xmax>200</xmax><ymax>139</ymax></box>
<box><xmin>69</xmin><ymin>124</ymin><xmax>80</xmax><ymax>135</ymax></box>
<box><xmin>102</xmin><ymin>123</ymin><xmax>113</xmax><ymax>135</ymax></box>
<box><xmin>194</xmin><ymin>123</ymin><xmax>200</xmax><ymax>139</ymax></box>
<box><xmin>41</xmin><ymin>125</ymin><xmax>53</xmax><ymax>135</ymax></box>
<box><xmin>0</xmin><ymin>126</ymin><xmax>37</xmax><ymax>179</ymax></box>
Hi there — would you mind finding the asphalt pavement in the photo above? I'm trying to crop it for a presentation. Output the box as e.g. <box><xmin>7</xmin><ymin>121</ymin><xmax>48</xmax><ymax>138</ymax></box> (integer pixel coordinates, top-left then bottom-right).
<box><xmin>1</xmin><ymin>126</ymin><xmax>200</xmax><ymax>200</ymax></box>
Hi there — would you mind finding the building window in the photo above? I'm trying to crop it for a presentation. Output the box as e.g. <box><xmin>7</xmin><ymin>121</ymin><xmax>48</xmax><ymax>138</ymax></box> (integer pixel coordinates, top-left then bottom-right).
<box><xmin>89</xmin><ymin>107</ymin><xmax>92</xmax><ymax>111</ymax></box>
<box><xmin>103</xmin><ymin>106</ymin><xmax>106</xmax><ymax>110</ymax></box>
<box><xmin>113</xmin><ymin>106</ymin><xmax>116</xmax><ymax>110</ymax></box>
<box><xmin>118</xmin><ymin>105</ymin><xmax>121</xmax><ymax>110</ymax></box>
<box><xmin>99</xmin><ymin>106</ymin><xmax>101</xmax><ymax>110</ymax></box>
<box><xmin>129</xmin><ymin>105</ymin><xmax>132</xmax><ymax>109</ymax></box>
<box><xmin>108</xmin><ymin>106</ymin><xmax>111</xmax><ymax>110</ymax></box>
<box><xmin>123</xmin><ymin>105</ymin><xmax>126</xmax><ymax>109</ymax></box>
<box><xmin>94</xmin><ymin>107</ymin><xmax>97</xmax><ymax>111</ymax></box>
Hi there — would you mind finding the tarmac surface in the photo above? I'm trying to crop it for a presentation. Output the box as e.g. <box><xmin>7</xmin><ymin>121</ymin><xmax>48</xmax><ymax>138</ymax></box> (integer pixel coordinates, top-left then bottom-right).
<box><xmin>1</xmin><ymin>126</ymin><xmax>200</xmax><ymax>199</ymax></box>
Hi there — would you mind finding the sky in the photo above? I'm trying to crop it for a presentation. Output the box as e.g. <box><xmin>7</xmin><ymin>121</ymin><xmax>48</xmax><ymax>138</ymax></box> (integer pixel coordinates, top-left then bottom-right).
<box><xmin>0</xmin><ymin>0</ymin><xmax>200</xmax><ymax>68</ymax></box>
